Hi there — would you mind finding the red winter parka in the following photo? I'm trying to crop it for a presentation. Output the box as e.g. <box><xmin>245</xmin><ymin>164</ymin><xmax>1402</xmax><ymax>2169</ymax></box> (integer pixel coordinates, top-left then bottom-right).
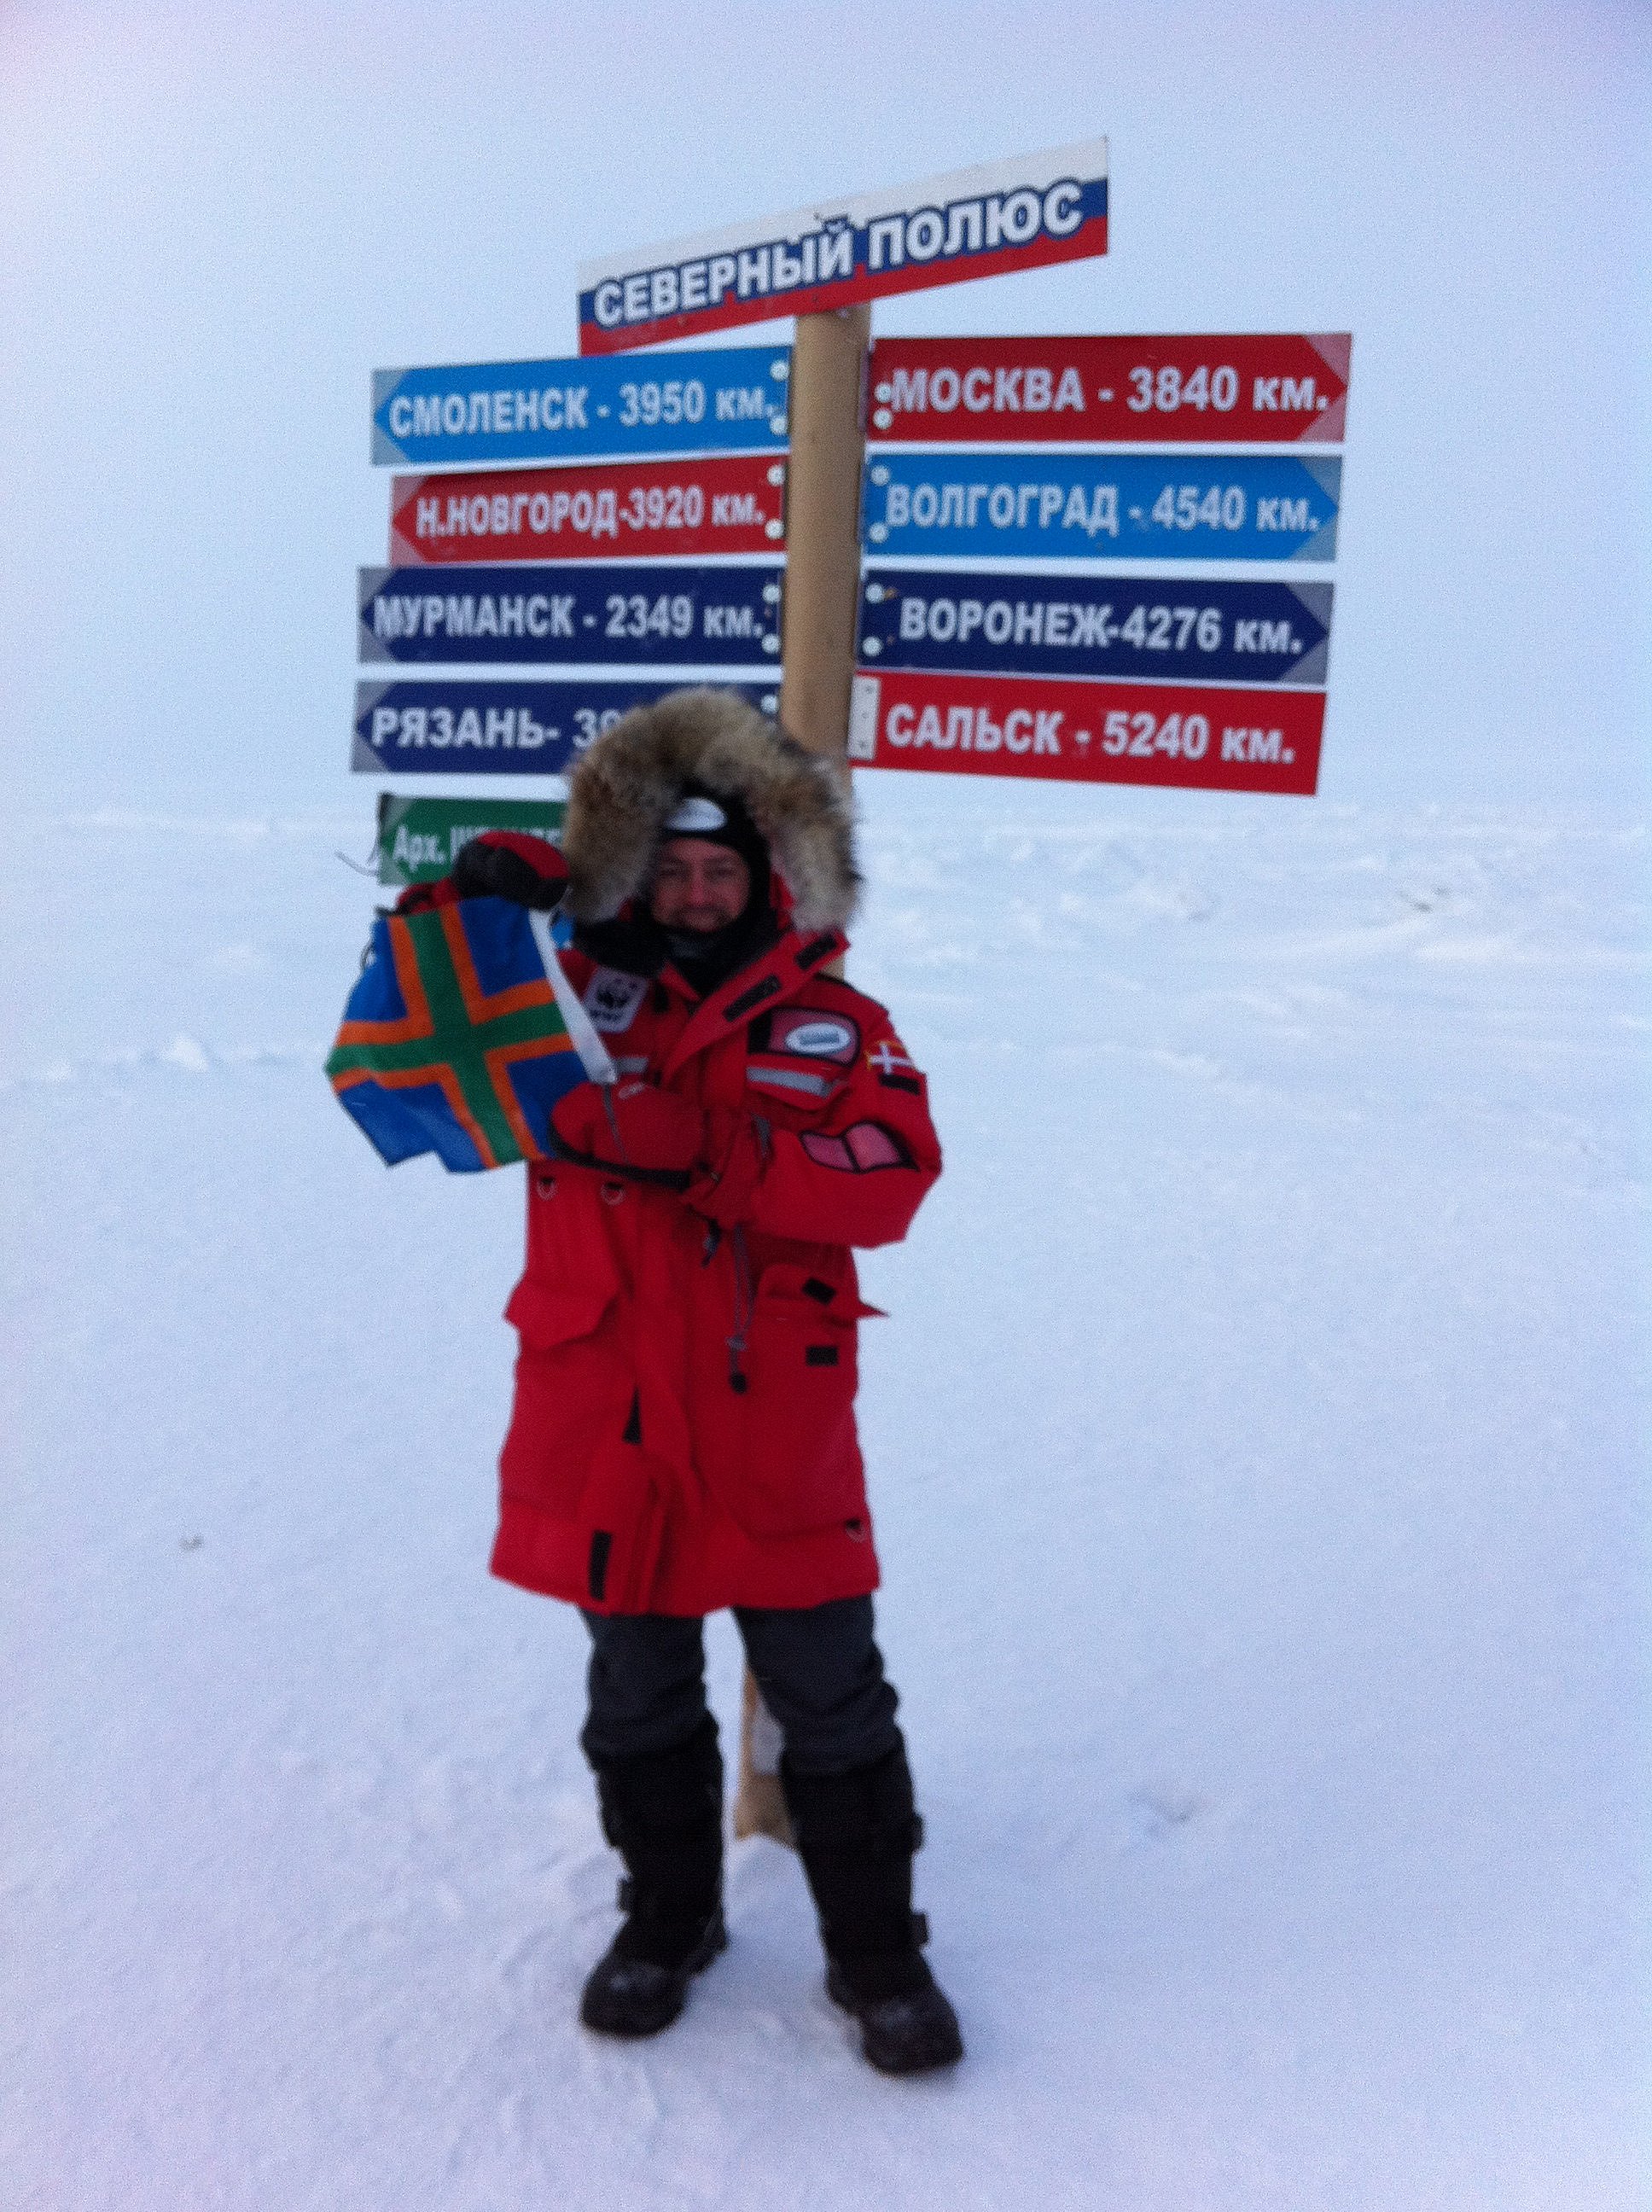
<box><xmin>488</xmin><ymin>691</ymin><xmax>942</xmax><ymax>1618</ymax></box>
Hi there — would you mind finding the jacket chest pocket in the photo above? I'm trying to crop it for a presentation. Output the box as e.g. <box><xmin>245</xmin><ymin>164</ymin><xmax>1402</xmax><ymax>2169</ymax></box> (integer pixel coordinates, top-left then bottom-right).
<box><xmin>724</xmin><ymin>1272</ymin><xmax>865</xmax><ymax>1540</ymax></box>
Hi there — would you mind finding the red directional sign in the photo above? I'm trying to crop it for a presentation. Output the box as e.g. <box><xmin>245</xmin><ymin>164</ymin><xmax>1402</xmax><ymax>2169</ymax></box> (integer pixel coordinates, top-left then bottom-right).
<box><xmin>846</xmin><ymin>671</ymin><xmax>1324</xmax><ymax>795</ymax></box>
<box><xmin>866</xmin><ymin>335</ymin><xmax>1350</xmax><ymax>444</ymax></box>
<box><xmin>388</xmin><ymin>455</ymin><xmax>787</xmax><ymax>565</ymax></box>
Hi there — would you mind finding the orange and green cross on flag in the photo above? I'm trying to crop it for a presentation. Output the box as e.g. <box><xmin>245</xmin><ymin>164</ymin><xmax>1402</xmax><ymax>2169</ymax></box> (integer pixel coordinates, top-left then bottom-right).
<box><xmin>326</xmin><ymin>897</ymin><xmax>586</xmax><ymax>1172</ymax></box>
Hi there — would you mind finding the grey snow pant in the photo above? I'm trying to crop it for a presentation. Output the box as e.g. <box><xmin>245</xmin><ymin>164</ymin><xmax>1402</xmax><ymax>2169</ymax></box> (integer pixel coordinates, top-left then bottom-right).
<box><xmin>580</xmin><ymin>1595</ymin><xmax>901</xmax><ymax>1776</ymax></box>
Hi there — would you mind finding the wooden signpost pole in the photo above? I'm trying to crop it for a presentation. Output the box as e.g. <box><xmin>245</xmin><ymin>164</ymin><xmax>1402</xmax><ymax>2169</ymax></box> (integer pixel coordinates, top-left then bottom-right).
<box><xmin>777</xmin><ymin>303</ymin><xmax>873</xmax><ymax>760</ymax></box>
<box><xmin>733</xmin><ymin>302</ymin><xmax>871</xmax><ymax>1847</ymax></box>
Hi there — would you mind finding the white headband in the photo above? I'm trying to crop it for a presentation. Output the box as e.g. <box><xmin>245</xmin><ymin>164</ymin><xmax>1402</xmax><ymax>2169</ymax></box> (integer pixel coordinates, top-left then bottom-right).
<box><xmin>663</xmin><ymin>795</ymin><xmax>730</xmax><ymax>835</ymax></box>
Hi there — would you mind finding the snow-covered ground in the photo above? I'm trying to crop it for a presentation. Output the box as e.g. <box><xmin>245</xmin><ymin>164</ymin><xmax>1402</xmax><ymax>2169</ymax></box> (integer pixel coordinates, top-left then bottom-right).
<box><xmin>3</xmin><ymin>776</ymin><xmax>1644</xmax><ymax>2210</ymax></box>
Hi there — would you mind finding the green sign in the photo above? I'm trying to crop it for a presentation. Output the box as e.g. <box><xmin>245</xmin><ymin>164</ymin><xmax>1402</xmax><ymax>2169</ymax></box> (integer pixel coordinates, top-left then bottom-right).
<box><xmin>375</xmin><ymin>794</ymin><xmax>566</xmax><ymax>887</ymax></box>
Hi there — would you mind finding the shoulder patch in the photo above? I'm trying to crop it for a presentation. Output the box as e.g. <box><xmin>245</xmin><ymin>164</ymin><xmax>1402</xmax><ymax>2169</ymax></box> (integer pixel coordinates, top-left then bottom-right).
<box><xmin>582</xmin><ymin>967</ymin><xmax>649</xmax><ymax>1034</ymax></box>
<box><xmin>867</xmin><ymin>1036</ymin><xmax>922</xmax><ymax>1092</ymax></box>
<box><xmin>772</xmin><ymin>1012</ymin><xmax>860</xmax><ymax>1064</ymax></box>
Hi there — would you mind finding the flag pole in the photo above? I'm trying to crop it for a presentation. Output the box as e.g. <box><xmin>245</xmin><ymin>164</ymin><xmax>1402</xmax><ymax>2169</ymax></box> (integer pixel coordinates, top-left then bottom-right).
<box><xmin>733</xmin><ymin>302</ymin><xmax>871</xmax><ymax>1847</ymax></box>
<box><xmin>527</xmin><ymin>910</ymin><xmax>619</xmax><ymax>1086</ymax></box>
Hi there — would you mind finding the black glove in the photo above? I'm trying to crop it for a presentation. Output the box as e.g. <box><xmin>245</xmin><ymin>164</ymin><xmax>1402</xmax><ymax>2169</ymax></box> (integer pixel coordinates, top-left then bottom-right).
<box><xmin>449</xmin><ymin>830</ymin><xmax>569</xmax><ymax>911</ymax></box>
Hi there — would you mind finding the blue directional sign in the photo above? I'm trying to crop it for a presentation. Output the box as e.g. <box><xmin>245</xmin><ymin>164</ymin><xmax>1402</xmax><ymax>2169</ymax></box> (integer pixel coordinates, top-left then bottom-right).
<box><xmin>858</xmin><ymin>569</ymin><xmax>1332</xmax><ymax>687</ymax></box>
<box><xmin>371</xmin><ymin>349</ymin><xmax>791</xmax><ymax>466</ymax></box>
<box><xmin>358</xmin><ymin>563</ymin><xmax>784</xmax><ymax>667</ymax></box>
<box><xmin>862</xmin><ymin>454</ymin><xmax>1341</xmax><ymax>562</ymax></box>
<box><xmin>353</xmin><ymin>678</ymin><xmax>781</xmax><ymax>777</ymax></box>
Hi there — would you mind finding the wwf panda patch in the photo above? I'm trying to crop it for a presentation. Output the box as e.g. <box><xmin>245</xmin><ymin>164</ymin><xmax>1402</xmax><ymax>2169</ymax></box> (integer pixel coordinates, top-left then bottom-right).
<box><xmin>582</xmin><ymin>967</ymin><xmax>649</xmax><ymax>1034</ymax></box>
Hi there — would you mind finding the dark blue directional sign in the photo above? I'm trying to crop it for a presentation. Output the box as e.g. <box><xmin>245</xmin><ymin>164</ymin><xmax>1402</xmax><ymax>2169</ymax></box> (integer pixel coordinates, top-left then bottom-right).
<box><xmin>858</xmin><ymin>568</ymin><xmax>1332</xmax><ymax>686</ymax></box>
<box><xmin>371</xmin><ymin>349</ymin><xmax>791</xmax><ymax>466</ymax></box>
<box><xmin>353</xmin><ymin>678</ymin><xmax>782</xmax><ymax>777</ymax></box>
<box><xmin>862</xmin><ymin>454</ymin><xmax>1340</xmax><ymax>562</ymax></box>
<box><xmin>358</xmin><ymin>563</ymin><xmax>784</xmax><ymax>667</ymax></box>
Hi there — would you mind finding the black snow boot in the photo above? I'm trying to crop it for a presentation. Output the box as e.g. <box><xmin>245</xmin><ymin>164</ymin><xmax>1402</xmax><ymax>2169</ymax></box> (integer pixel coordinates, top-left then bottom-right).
<box><xmin>581</xmin><ymin>1714</ymin><xmax>727</xmax><ymax>2039</ymax></box>
<box><xmin>782</xmin><ymin>1740</ymin><xmax>963</xmax><ymax>2076</ymax></box>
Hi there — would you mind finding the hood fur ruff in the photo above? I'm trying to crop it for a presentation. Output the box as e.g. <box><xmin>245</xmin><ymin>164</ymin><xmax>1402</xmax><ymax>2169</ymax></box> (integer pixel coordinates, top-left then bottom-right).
<box><xmin>561</xmin><ymin>688</ymin><xmax>861</xmax><ymax>932</ymax></box>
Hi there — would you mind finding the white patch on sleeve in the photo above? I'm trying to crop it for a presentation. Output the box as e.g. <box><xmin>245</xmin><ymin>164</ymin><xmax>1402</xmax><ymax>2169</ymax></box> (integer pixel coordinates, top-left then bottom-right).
<box><xmin>582</xmin><ymin>968</ymin><xmax>649</xmax><ymax>1034</ymax></box>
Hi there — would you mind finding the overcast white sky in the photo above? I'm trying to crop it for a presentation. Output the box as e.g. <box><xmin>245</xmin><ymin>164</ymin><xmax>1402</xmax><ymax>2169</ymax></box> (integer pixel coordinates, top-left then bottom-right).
<box><xmin>1</xmin><ymin>0</ymin><xmax>1647</xmax><ymax>814</ymax></box>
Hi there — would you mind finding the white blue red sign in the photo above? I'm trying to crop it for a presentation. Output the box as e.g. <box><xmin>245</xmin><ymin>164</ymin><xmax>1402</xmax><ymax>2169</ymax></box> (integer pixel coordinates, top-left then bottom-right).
<box><xmin>371</xmin><ymin>349</ymin><xmax>790</xmax><ymax>466</ymax></box>
<box><xmin>577</xmin><ymin>140</ymin><xmax>1108</xmax><ymax>356</ymax></box>
<box><xmin>858</xmin><ymin>569</ymin><xmax>1331</xmax><ymax>687</ymax></box>
<box><xmin>358</xmin><ymin>563</ymin><xmax>784</xmax><ymax>667</ymax></box>
<box><xmin>847</xmin><ymin>670</ymin><xmax>1324</xmax><ymax>795</ymax></box>
<box><xmin>865</xmin><ymin>335</ymin><xmax>1351</xmax><ymax>443</ymax></box>
<box><xmin>863</xmin><ymin>454</ymin><xmax>1340</xmax><ymax>562</ymax></box>
<box><xmin>354</xmin><ymin>678</ymin><xmax>781</xmax><ymax>777</ymax></box>
<box><xmin>390</xmin><ymin>456</ymin><xmax>785</xmax><ymax>565</ymax></box>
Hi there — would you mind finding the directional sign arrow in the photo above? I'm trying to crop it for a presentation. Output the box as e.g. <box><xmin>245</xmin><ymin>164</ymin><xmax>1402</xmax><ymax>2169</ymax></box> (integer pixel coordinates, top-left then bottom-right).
<box><xmin>353</xmin><ymin>678</ymin><xmax>782</xmax><ymax>777</ymax></box>
<box><xmin>370</xmin><ymin>349</ymin><xmax>791</xmax><ymax>466</ymax></box>
<box><xmin>847</xmin><ymin>670</ymin><xmax>1325</xmax><ymax>795</ymax></box>
<box><xmin>858</xmin><ymin>569</ymin><xmax>1332</xmax><ymax>688</ymax></box>
<box><xmin>862</xmin><ymin>453</ymin><xmax>1341</xmax><ymax>562</ymax></box>
<box><xmin>358</xmin><ymin>563</ymin><xmax>785</xmax><ymax>667</ymax></box>
<box><xmin>375</xmin><ymin>794</ymin><xmax>567</xmax><ymax>885</ymax></box>
<box><xmin>866</xmin><ymin>335</ymin><xmax>1351</xmax><ymax>444</ymax></box>
<box><xmin>391</xmin><ymin>455</ymin><xmax>787</xmax><ymax>565</ymax></box>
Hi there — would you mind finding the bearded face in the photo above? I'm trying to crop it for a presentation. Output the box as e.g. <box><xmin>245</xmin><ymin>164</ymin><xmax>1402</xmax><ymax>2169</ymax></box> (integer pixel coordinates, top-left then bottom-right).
<box><xmin>647</xmin><ymin>838</ymin><xmax>753</xmax><ymax>934</ymax></box>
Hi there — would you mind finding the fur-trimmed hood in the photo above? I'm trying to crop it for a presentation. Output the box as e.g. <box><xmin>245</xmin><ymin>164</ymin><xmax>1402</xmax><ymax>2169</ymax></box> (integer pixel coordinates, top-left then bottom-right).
<box><xmin>561</xmin><ymin>688</ymin><xmax>860</xmax><ymax>931</ymax></box>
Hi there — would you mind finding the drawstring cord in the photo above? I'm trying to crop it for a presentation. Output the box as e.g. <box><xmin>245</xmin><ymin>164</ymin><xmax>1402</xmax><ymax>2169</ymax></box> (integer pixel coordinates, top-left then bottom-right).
<box><xmin>725</xmin><ymin>1225</ymin><xmax>753</xmax><ymax>1394</ymax></box>
<box><xmin>602</xmin><ymin>1084</ymin><xmax>628</xmax><ymax>1161</ymax></box>
<box><xmin>697</xmin><ymin>1119</ymin><xmax>763</xmax><ymax>1394</ymax></box>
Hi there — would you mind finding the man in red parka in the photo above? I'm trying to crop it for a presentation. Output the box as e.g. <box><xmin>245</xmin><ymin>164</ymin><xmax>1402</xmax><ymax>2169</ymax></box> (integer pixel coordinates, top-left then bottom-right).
<box><xmin>451</xmin><ymin>687</ymin><xmax>962</xmax><ymax>2075</ymax></box>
